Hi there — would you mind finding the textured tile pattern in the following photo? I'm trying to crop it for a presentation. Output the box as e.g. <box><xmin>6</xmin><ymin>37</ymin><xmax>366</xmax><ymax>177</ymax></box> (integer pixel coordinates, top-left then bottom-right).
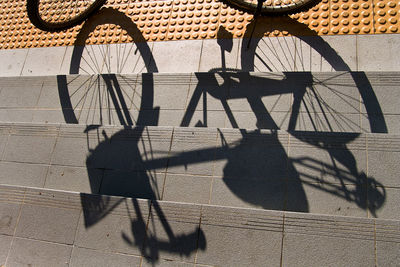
<box><xmin>0</xmin><ymin>0</ymin><xmax>399</xmax><ymax>50</ymax></box>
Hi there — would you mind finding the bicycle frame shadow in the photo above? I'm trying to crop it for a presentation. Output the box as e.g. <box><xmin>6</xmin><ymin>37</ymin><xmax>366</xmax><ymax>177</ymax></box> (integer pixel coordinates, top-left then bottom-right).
<box><xmin>179</xmin><ymin>18</ymin><xmax>387</xmax><ymax>216</ymax></box>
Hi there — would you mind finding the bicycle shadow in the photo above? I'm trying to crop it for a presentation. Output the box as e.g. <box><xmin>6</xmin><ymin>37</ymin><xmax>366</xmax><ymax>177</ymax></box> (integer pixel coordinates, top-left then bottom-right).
<box><xmin>179</xmin><ymin>19</ymin><xmax>387</xmax><ymax>216</ymax></box>
<box><xmin>57</xmin><ymin>6</ymin><xmax>388</xmax><ymax>264</ymax></box>
<box><xmin>58</xmin><ymin>7</ymin><xmax>206</xmax><ymax>265</ymax></box>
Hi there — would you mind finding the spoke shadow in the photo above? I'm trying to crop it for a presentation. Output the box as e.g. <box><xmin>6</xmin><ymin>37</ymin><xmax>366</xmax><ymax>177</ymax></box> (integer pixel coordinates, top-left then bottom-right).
<box><xmin>179</xmin><ymin>19</ymin><xmax>387</xmax><ymax>215</ymax></box>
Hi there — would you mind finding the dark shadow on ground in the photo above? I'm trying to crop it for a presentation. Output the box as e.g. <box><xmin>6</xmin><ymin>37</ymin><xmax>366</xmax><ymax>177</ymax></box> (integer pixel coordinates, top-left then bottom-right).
<box><xmin>57</xmin><ymin>7</ymin><xmax>388</xmax><ymax>264</ymax></box>
<box><xmin>178</xmin><ymin>20</ymin><xmax>387</xmax><ymax>215</ymax></box>
<box><xmin>57</xmin><ymin>8</ymin><xmax>206</xmax><ymax>265</ymax></box>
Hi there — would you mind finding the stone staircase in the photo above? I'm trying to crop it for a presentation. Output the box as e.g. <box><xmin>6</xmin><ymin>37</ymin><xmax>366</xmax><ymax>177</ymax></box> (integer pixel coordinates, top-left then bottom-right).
<box><xmin>1</xmin><ymin>33</ymin><xmax>400</xmax><ymax>266</ymax></box>
<box><xmin>0</xmin><ymin>70</ymin><xmax>399</xmax><ymax>266</ymax></box>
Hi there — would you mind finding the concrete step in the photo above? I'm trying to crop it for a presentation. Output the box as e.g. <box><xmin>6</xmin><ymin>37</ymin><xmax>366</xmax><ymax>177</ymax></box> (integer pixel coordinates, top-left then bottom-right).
<box><xmin>0</xmin><ymin>122</ymin><xmax>398</xmax><ymax>220</ymax></box>
<box><xmin>0</xmin><ymin>71</ymin><xmax>398</xmax><ymax>133</ymax></box>
<box><xmin>0</xmin><ymin>184</ymin><xmax>398</xmax><ymax>266</ymax></box>
<box><xmin>1</xmin><ymin>34</ymin><xmax>400</xmax><ymax>78</ymax></box>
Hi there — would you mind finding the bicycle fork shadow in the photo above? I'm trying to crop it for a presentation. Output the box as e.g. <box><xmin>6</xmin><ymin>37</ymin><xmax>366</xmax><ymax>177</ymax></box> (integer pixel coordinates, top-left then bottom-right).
<box><xmin>81</xmin><ymin>126</ymin><xmax>206</xmax><ymax>264</ymax></box>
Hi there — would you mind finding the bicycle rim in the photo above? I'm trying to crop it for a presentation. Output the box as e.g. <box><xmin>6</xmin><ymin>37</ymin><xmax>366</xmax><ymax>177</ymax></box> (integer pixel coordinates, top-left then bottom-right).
<box><xmin>27</xmin><ymin>0</ymin><xmax>106</xmax><ymax>31</ymax></box>
<box><xmin>226</xmin><ymin>0</ymin><xmax>320</xmax><ymax>15</ymax></box>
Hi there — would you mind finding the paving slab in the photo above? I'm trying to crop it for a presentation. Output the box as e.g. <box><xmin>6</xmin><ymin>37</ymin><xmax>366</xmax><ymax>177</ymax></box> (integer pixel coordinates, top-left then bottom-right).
<box><xmin>283</xmin><ymin>212</ymin><xmax>375</xmax><ymax>266</ymax></box>
<box><xmin>0</xmin><ymin>133</ymin><xmax>9</xmax><ymax>161</ymax></box>
<box><xmin>23</xmin><ymin>186</ymin><xmax>83</xmax><ymax>211</ymax></box>
<box><xmin>358</xmin><ymin>34</ymin><xmax>400</xmax><ymax>71</ymax></box>
<box><xmin>197</xmin><ymin>205</ymin><xmax>283</xmax><ymax>266</ymax></box>
<box><xmin>21</xmin><ymin>47</ymin><xmax>68</xmax><ymax>76</ymax></box>
<box><xmin>36</xmin><ymin>85</ymin><xmax>64</xmax><ymax>109</ymax></box>
<box><xmin>6</xmin><ymin>237</ymin><xmax>72</xmax><ymax>267</ymax></box>
<box><xmin>375</xmin><ymin>219</ymin><xmax>400</xmax><ymax>266</ymax></box>
<box><xmin>0</xmin><ymin>109</ymin><xmax>34</xmax><ymax>124</ymax></box>
<box><xmin>69</xmin><ymin>44</ymin><xmax>112</xmax><ymax>75</ymax></box>
<box><xmin>145</xmin><ymin>109</ymin><xmax>184</xmax><ymax>127</ymax></box>
<box><xmin>0</xmin><ymin>48</ymin><xmax>28</xmax><ymax>77</ymax></box>
<box><xmin>368</xmin><ymin>151</ymin><xmax>400</xmax><ymax>188</ymax></box>
<box><xmin>287</xmin><ymin>181</ymin><xmax>368</xmax><ymax>217</ymax></box>
<box><xmin>31</xmin><ymin>109</ymin><xmax>68</xmax><ymax>124</ymax></box>
<box><xmin>150</xmin><ymin>40</ymin><xmax>203</xmax><ymax>73</ymax></box>
<box><xmin>300</xmin><ymin>72</ymin><xmax>361</xmax><ymax>114</ymax></box>
<box><xmin>282</xmin><ymin>232</ymin><xmax>375</xmax><ymax>266</ymax></box>
<box><xmin>0</xmin><ymin>202</ymin><xmax>21</xmax><ymax>236</ymax></box>
<box><xmin>185</xmin><ymin>72</ymin><xmax>230</xmax><ymax>113</ymax></box>
<box><xmin>0</xmin><ymin>235</ymin><xmax>13</xmax><ymax>266</ymax></box>
<box><xmin>0</xmin><ymin>80</ymin><xmax>42</xmax><ymax>108</ymax></box>
<box><xmin>15</xmin><ymin>204</ymin><xmax>80</xmax><ymax>244</ymax></box>
<box><xmin>70</xmin><ymin>247</ymin><xmax>141</xmax><ymax>267</ymax></box>
<box><xmin>1</xmin><ymin>35</ymin><xmax>400</xmax><ymax>78</ymax></box>
<box><xmin>367</xmin><ymin>134</ymin><xmax>400</xmax><ymax>188</ymax></box>
<box><xmin>108</xmin><ymin>42</ymin><xmax>155</xmax><ymax>74</ymax></box>
<box><xmin>220</xmin><ymin>72</ymin><xmax>293</xmax><ymax>113</ymax></box>
<box><xmin>3</xmin><ymin>130</ymin><xmax>57</xmax><ymax>164</ymax></box>
<box><xmin>44</xmin><ymin>166</ymin><xmax>103</xmax><ymax>194</ymax></box>
<box><xmin>0</xmin><ymin>162</ymin><xmax>48</xmax><ymax>188</ymax></box>
<box><xmin>162</xmin><ymin>173</ymin><xmax>212</xmax><ymax>204</ymax></box>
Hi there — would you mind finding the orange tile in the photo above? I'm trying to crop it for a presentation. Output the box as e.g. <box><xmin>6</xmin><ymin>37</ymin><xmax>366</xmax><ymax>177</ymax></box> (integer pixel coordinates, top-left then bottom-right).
<box><xmin>330</xmin><ymin>0</ymin><xmax>374</xmax><ymax>34</ymax></box>
<box><xmin>0</xmin><ymin>0</ymin><xmax>399</xmax><ymax>49</ymax></box>
<box><xmin>373</xmin><ymin>0</ymin><xmax>400</xmax><ymax>33</ymax></box>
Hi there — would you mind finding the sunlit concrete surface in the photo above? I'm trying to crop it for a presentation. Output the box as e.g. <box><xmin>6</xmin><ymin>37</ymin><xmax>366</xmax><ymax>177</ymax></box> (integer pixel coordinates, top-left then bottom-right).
<box><xmin>0</xmin><ymin>0</ymin><xmax>399</xmax><ymax>265</ymax></box>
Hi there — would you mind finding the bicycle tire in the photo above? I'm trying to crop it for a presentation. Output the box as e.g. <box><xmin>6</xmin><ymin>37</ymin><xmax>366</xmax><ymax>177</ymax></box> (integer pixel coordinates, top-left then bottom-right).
<box><xmin>225</xmin><ymin>0</ymin><xmax>321</xmax><ymax>15</ymax></box>
<box><xmin>27</xmin><ymin>0</ymin><xmax>107</xmax><ymax>31</ymax></box>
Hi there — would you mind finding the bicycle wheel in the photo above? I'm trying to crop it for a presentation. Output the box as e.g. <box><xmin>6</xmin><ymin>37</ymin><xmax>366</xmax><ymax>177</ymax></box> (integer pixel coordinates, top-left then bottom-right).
<box><xmin>240</xmin><ymin>19</ymin><xmax>387</xmax><ymax>133</ymax></box>
<box><xmin>225</xmin><ymin>0</ymin><xmax>321</xmax><ymax>15</ymax></box>
<box><xmin>27</xmin><ymin>0</ymin><xmax>106</xmax><ymax>31</ymax></box>
<box><xmin>58</xmin><ymin>7</ymin><xmax>158</xmax><ymax>126</ymax></box>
